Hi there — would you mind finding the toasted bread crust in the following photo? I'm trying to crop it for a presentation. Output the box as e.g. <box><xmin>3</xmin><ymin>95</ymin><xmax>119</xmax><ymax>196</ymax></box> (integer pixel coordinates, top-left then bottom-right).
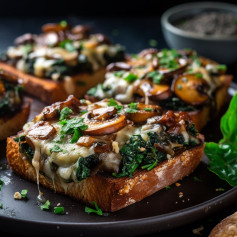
<box><xmin>0</xmin><ymin>101</ymin><xmax>30</xmax><ymax>140</ymax></box>
<box><xmin>188</xmin><ymin>75</ymin><xmax>232</xmax><ymax>131</ymax></box>
<box><xmin>0</xmin><ymin>62</ymin><xmax>106</xmax><ymax>104</ymax></box>
<box><xmin>7</xmin><ymin>135</ymin><xmax>204</xmax><ymax>211</ymax></box>
<box><xmin>209</xmin><ymin>212</ymin><xmax>237</xmax><ymax>237</ymax></box>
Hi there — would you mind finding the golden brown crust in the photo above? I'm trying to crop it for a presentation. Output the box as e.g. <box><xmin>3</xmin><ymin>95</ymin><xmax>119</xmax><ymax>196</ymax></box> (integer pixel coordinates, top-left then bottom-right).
<box><xmin>0</xmin><ymin>62</ymin><xmax>106</xmax><ymax>104</ymax></box>
<box><xmin>0</xmin><ymin>101</ymin><xmax>30</xmax><ymax>140</ymax></box>
<box><xmin>7</xmin><ymin>135</ymin><xmax>204</xmax><ymax>212</ymax></box>
<box><xmin>188</xmin><ymin>75</ymin><xmax>232</xmax><ymax>131</ymax></box>
<box><xmin>209</xmin><ymin>212</ymin><xmax>237</xmax><ymax>237</ymax></box>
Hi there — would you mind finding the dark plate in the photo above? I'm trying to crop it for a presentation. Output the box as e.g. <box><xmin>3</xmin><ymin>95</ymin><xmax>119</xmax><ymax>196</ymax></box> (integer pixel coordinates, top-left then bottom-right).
<box><xmin>0</xmin><ymin>83</ymin><xmax>236</xmax><ymax>237</ymax></box>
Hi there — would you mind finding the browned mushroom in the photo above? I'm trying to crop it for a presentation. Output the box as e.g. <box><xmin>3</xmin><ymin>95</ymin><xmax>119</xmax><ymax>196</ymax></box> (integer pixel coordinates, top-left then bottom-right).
<box><xmin>90</xmin><ymin>107</ymin><xmax>117</xmax><ymax>121</ymax></box>
<box><xmin>14</xmin><ymin>33</ymin><xmax>36</xmax><ymax>45</ymax></box>
<box><xmin>71</xmin><ymin>25</ymin><xmax>91</xmax><ymax>35</ymax></box>
<box><xmin>172</xmin><ymin>74</ymin><xmax>210</xmax><ymax>105</ymax></box>
<box><xmin>27</xmin><ymin>121</ymin><xmax>56</xmax><ymax>140</ymax></box>
<box><xmin>106</xmin><ymin>62</ymin><xmax>132</xmax><ymax>72</ymax></box>
<box><xmin>42</xmin><ymin>23</ymin><xmax>70</xmax><ymax>33</ymax></box>
<box><xmin>40</xmin><ymin>95</ymin><xmax>81</xmax><ymax>121</ymax></box>
<box><xmin>133</xmin><ymin>80</ymin><xmax>172</xmax><ymax>101</ymax></box>
<box><xmin>93</xmin><ymin>142</ymin><xmax>112</xmax><ymax>153</ymax></box>
<box><xmin>138</xmin><ymin>48</ymin><xmax>159</xmax><ymax>57</ymax></box>
<box><xmin>83</xmin><ymin>114</ymin><xmax>127</xmax><ymax>136</ymax></box>
<box><xmin>0</xmin><ymin>80</ymin><xmax>5</xmax><ymax>95</ymax></box>
<box><xmin>77</xmin><ymin>136</ymin><xmax>96</xmax><ymax>147</ymax></box>
<box><xmin>126</xmin><ymin>104</ymin><xmax>162</xmax><ymax>124</ymax></box>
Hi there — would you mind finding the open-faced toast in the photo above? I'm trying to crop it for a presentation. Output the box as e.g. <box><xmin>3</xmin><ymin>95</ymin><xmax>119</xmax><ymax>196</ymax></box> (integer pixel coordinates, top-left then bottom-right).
<box><xmin>7</xmin><ymin>95</ymin><xmax>204</xmax><ymax>211</ymax></box>
<box><xmin>86</xmin><ymin>49</ymin><xmax>232</xmax><ymax>130</ymax></box>
<box><xmin>0</xmin><ymin>22</ymin><xmax>124</xmax><ymax>104</ymax></box>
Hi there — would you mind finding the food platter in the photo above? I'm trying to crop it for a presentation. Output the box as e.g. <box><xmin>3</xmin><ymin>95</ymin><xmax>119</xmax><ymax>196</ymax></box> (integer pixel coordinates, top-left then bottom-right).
<box><xmin>0</xmin><ymin>83</ymin><xmax>236</xmax><ymax>237</ymax></box>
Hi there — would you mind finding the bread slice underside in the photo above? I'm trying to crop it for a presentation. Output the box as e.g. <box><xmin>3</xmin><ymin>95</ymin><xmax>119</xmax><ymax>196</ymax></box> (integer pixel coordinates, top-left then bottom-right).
<box><xmin>7</xmin><ymin>135</ymin><xmax>204</xmax><ymax>212</ymax></box>
<box><xmin>0</xmin><ymin>62</ymin><xmax>105</xmax><ymax>104</ymax></box>
<box><xmin>0</xmin><ymin>101</ymin><xmax>30</xmax><ymax>140</ymax></box>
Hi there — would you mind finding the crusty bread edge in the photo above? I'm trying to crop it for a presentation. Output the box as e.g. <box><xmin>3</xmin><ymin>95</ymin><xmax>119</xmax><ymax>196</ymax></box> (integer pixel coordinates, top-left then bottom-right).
<box><xmin>0</xmin><ymin>101</ymin><xmax>30</xmax><ymax>140</ymax></box>
<box><xmin>0</xmin><ymin>62</ymin><xmax>106</xmax><ymax>104</ymax></box>
<box><xmin>7</xmin><ymin>135</ymin><xmax>204</xmax><ymax>212</ymax></box>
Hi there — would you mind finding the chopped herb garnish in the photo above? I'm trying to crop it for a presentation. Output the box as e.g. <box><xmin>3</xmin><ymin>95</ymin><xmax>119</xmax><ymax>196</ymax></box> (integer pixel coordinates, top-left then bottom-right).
<box><xmin>177</xmin><ymin>84</ymin><xmax>182</xmax><ymax>90</ymax></box>
<box><xmin>60</xmin><ymin>20</ymin><xmax>68</xmax><ymax>27</ymax></box>
<box><xmin>216</xmin><ymin>188</ymin><xmax>225</xmax><ymax>192</ymax></box>
<box><xmin>50</xmin><ymin>145</ymin><xmax>63</xmax><ymax>153</ymax></box>
<box><xmin>20</xmin><ymin>189</ymin><xmax>28</xmax><ymax>199</ymax></box>
<box><xmin>59</xmin><ymin>107</ymin><xmax>72</xmax><ymax>121</ymax></box>
<box><xmin>108</xmin><ymin>98</ymin><xmax>123</xmax><ymax>113</ymax></box>
<box><xmin>123</xmin><ymin>73</ymin><xmax>138</xmax><ymax>83</ymax></box>
<box><xmin>125</xmin><ymin>102</ymin><xmax>139</xmax><ymax>113</ymax></box>
<box><xmin>149</xmin><ymin>39</ymin><xmax>158</xmax><ymax>47</ymax></box>
<box><xmin>59</xmin><ymin>117</ymin><xmax>88</xmax><ymax>143</ymax></box>
<box><xmin>193</xmin><ymin>176</ymin><xmax>202</xmax><ymax>182</ymax></box>
<box><xmin>80</xmin><ymin>110</ymin><xmax>88</xmax><ymax>115</ymax></box>
<box><xmin>144</xmin><ymin>108</ymin><xmax>152</xmax><ymax>111</ymax></box>
<box><xmin>40</xmin><ymin>200</ymin><xmax>51</xmax><ymax>211</ymax></box>
<box><xmin>80</xmin><ymin>99</ymin><xmax>87</xmax><ymax>104</ymax></box>
<box><xmin>85</xmin><ymin>201</ymin><xmax>103</xmax><ymax>216</ymax></box>
<box><xmin>114</xmin><ymin>70</ymin><xmax>125</xmax><ymax>78</ymax></box>
<box><xmin>54</xmin><ymin>206</ymin><xmax>65</xmax><ymax>215</ymax></box>
<box><xmin>131</xmin><ymin>54</ymin><xmax>138</xmax><ymax>59</ymax></box>
<box><xmin>195</xmin><ymin>73</ymin><xmax>203</xmax><ymax>78</ymax></box>
<box><xmin>0</xmin><ymin>179</ymin><xmax>4</xmax><ymax>185</ymax></box>
<box><xmin>0</xmin><ymin>204</ymin><xmax>3</xmax><ymax>209</ymax></box>
<box><xmin>165</xmin><ymin>186</ymin><xmax>171</xmax><ymax>190</ymax></box>
<box><xmin>0</xmin><ymin>185</ymin><xmax>1</xmax><ymax>191</ymax></box>
<box><xmin>59</xmin><ymin>39</ymin><xmax>76</xmax><ymax>52</ymax></box>
<box><xmin>217</xmin><ymin>64</ymin><xmax>227</xmax><ymax>71</ymax></box>
<box><xmin>147</xmin><ymin>71</ymin><xmax>163</xmax><ymax>84</ymax></box>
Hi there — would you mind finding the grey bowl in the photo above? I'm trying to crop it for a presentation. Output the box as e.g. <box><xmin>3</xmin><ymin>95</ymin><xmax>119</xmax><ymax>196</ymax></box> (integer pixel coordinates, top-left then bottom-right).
<box><xmin>161</xmin><ymin>2</ymin><xmax>237</xmax><ymax>64</ymax></box>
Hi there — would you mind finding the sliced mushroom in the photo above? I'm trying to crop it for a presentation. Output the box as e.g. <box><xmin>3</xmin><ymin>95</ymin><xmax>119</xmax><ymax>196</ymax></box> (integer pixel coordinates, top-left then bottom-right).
<box><xmin>172</xmin><ymin>74</ymin><xmax>210</xmax><ymax>105</ymax></box>
<box><xmin>0</xmin><ymin>80</ymin><xmax>5</xmax><ymax>95</ymax></box>
<box><xmin>126</xmin><ymin>104</ymin><xmax>162</xmax><ymax>124</ymax></box>
<box><xmin>27</xmin><ymin>121</ymin><xmax>56</xmax><ymax>140</ymax></box>
<box><xmin>71</xmin><ymin>25</ymin><xmax>91</xmax><ymax>35</ymax></box>
<box><xmin>83</xmin><ymin>114</ymin><xmax>127</xmax><ymax>136</ymax></box>
<box><xmin>77</xmin><ymin>136</ymin><xmax>96</xmax><ymax>147</ymax></box>
<box><xmin>94</xmin><ymin>142</ymin><xmax>112</xmax><ymax>153</ymax></box>
<box><xmin>40</xmin><ymin>95</ymin><xmax>81</xmax><ymax>121</ymax></box>
<box><xmin>14</xmin><ymin>33</ymin><xmax>36</xmax><ymax>45</ymax></box>
<box><xmin>42</xmin><ymin>23</ymin><xmax>70</xmax><ymax>33</ymax></box>
<box><xmin>133</xmin><ymin>80</ymin><xmax>172</xmax><ymax>101</ymax></box>
<box><xmin>138</xmin><ymin>48</ymin><xmax>159</xmax><ymax>57</ymax></box>
<box><xmin>106</xmin><ymin>62</ymin><xmax>132</xmax><ymax>72</ymax></box>
<box><xmin>90</xmin><ymin>107</ymin><xmax>117</xmax><ymax>121</ymax></box>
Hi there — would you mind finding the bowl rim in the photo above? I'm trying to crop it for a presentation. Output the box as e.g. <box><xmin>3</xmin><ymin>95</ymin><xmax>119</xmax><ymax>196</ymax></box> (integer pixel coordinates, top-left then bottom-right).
<box><xmin>161</xmin><ymin>1</ymin><xmax>237</xmax><ymax>41</ymax></box>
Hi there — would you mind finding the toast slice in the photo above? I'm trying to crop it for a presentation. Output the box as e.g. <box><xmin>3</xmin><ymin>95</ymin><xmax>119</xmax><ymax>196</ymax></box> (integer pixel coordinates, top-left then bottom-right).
<box><xmin>7</xmin><ymin>135</ymin><xmax>204</xmax><ymax>212</ymax></box>
<box><xmin>0</xmin><ymin>22</ymin><xmax>125</xmax><ymax>104</ymax></box>
<box><xmin>0</xmin><ymin>62</ymin><xmax>105</xmax><ymax>104</ymax></box>
<box><xmin>0</xmin><ymin>101</ymin><xmax>30</xmax><ymax>140</ymax></box>
<box><xmin>6</xmin><ymin>96</ymin><xmax>204</xmax><ymax>211</ymax></box>
<box><xmin>86</xmin><ymin>49</ymin><xmax>233</xmax><ymax>131</ymax></box>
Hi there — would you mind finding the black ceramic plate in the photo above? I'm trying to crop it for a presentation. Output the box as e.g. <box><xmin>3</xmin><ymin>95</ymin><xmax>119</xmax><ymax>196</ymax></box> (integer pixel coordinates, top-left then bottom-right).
<box><xmin>0</xmin><ymin>84</ymin><xmax>236</xmax><ymax>237</ymax></box>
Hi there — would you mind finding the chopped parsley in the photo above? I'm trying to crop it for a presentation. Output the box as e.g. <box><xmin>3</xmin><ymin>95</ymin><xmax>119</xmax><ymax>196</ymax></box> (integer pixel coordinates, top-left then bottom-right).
<box><xmin>50</xmin><ymin>145</ymin><xmax>63</xmax><ymax>153</ymax></box>
<box><xmin>114</xmin><ymin>70</ymin><xmax>125</xmax><ymax>78</ymax></box>
<box><xmin>158</xmin><ymin>49</ymin><xmax>181</xmax><ymax>70</ymax></box>
<box><xmin>85</xmin><ymin>201</ymin><xmax>103</xmax><ymax>216</ymax></box>
<box><xmin>195</xmin><ymin>73</ymin><xmax>203</xmax><ymax>78</ymax></box>
<box><xmin>40</xmin><ymin>200</ymin><xmax>51</xmax><ymax>211</ymax></box>
<box><xmin>0</xmin><ymin>204</ymin><xmax>3</xmax><ymax>209</ymax></box>
<box><xmin>149</xmin><ymin>39</ymin><xmax>158</xmax><ymax>47</ymax></box>
<box><xmin>217</xmin><ymin>64</ymin><xmax>227</xmax><ymax>71</ymax></box>
<box><xmin>60</xmin><ymin>107</ymin><xmax>73</xmax><ymax>121</ymax></box>
<box><xmin>193</xmin><ymin>176</ymin><xmax>202</xmax><ymax>182</ymax></box>
<box><xmin>125</xmin><ymin>102</ymin><xmax>139</xmax><ymax>113</ymax></box>
<box><xmin>54</xmin><ymin>206</ymin><xmax>65</xmax><ymax>215</ymax></box>
<box><xmin>108</xmin><ymin>98</ymin><xmax>123</xmax><ymax>113</ymax></box>
<box><xmin>59</xmin><ymin>117</ymin><xmax>88</xmax><ymax>143</ymax></box>
<box><xmin>20</xmin><ymin>189</ymin><xmax>28</xmax><ymax>199</ymax></box>
<box><xmin>60</xmin><ymin>20</ymin><xmax>68</xmax><ymax>27</ymax></box>
<box><xmin>59</xmin><ymin>39</ymin><xmax>76</xmax><ymax>52</ymax></box>
<box><xmin>123</xmin><ymin>73</ymin><xmax>138</xmax><ymax>83</ymax></box>
<box><xmin>147</xmin><ymin>71</ymin><xmax>163</xmax><ymax>84</ymax></box>
<box><xmin>165</xmin><ymin>186</ymin><xmax>171</xmax><ymax>190</ymax></box>
<box><xmin>144</xmin><ymin>108</ymin><xmax>152</xmax><ymax>111</ymax></box>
